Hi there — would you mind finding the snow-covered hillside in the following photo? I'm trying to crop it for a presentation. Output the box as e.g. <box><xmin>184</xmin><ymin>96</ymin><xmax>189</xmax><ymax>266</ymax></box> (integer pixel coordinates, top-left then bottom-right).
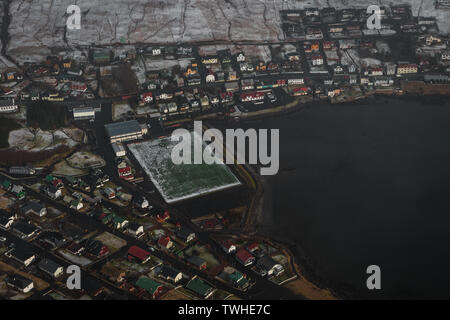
<box><xmin>2</xmin><ymin>0</ymin><xmax>450</xmax><ymax>63</ymax></box>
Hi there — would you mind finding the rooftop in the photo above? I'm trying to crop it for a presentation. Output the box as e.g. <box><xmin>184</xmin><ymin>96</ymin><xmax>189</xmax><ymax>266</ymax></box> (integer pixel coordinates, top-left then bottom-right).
<box><xmin>104</xmin><ymin>120</ymin><xmax>142</xmax><ymax>138</ymax></box>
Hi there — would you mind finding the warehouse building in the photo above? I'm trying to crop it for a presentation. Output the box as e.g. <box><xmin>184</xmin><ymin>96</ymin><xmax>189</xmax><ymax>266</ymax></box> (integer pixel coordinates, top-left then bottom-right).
<box><xmin>104</xmin><ymin>120</ymin><xmax>147</xmax><ymax>144</ymax></box>
<box><xmin>9</xmin><ymin>166</ymin><xmax>36</xmax><ymax>175</ymax></box>
<box><xmin>73</xmin><ymin>106</ymin><xmax>95</xmax><ymax>121</ymax></box>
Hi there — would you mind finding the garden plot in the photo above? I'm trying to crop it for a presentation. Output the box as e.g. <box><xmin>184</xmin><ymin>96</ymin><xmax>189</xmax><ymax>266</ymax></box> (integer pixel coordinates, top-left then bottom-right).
<box><xmin>94</xmin><ymin>232</ymin><xmax>127</xmax><ymax>253</ymax></box>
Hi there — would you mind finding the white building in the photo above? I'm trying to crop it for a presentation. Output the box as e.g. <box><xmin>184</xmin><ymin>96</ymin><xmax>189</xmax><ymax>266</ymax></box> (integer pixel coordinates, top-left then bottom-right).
<box><xmin>312</xmin><ymin>55</ymin><xmax>324</xmax><ymax>66</ymax></box>
<box><xmin>73</xmin><ymin>107</ymin><xmax>95</xmax><ymax>121</ymax></box>
<box><xmin>0</xmin><ymin>99</ymin><xmax>18</xmax><ymax>113</ymax></box>
<box><xmin>112</xmin><ymin>142</ymin><xmax>126</xmax><ymax>157</ymax></box>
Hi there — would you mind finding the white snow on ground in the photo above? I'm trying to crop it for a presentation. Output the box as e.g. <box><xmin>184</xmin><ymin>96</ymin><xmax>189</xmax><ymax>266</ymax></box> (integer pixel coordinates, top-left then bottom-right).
<box><xmin>145</xmin><ymin>58</ymin><xmax>193</xmax><ymax>71</ymax></box>
<box><xmin>8</xmin><ymin>128</ymin><xmax>80</xmax><ymax>151</ymax></box>
<box><xmin>112</xmin><ymin>101</ymin><xmax>133</xmax><ymax>121</ymax></box>
<box><xmin>6</xmin><ymin>0</ymin><xmax>447</xmax><ymax>63</ymax></box>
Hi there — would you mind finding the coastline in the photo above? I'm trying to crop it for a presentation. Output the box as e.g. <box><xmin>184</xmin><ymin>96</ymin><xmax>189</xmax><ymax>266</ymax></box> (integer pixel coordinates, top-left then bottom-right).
<box><xmin>232</xmin><ymin>90</ymin><xmax>450</xmax><ymax>300</ymax></box>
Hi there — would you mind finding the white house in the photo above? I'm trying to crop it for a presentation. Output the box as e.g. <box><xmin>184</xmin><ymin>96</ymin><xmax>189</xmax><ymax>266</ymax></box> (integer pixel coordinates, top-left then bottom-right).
<box><xmin>0</xmin><ymin>99</ymin><xmax>18</xmax><ymax>113</ymax></box>
<box><xmin>236</xmin><ymin>52</ymin><xmax>246</xmax><ymax>62</ymax></box>
<box><xmin>312</xmin><ymin>55</ymin><xmax>323</xmax><ymax>66</ymax></box>
<box><xmin>112</xmin><ymin>142</ymin><xmax>126</xmax><ymax>157</ymax></box>
<box><xmin>127</xmin><ymin>222</ymin><xmax>144</xmax><ymax>237</ymax></box>
<box><xmin>220</xmin><ymin>240</ymin><xmax>236</xmax><ymax>254</ymax></box>
<box><xmin>38</xmin><ymin>259</ymin><xmax>64</xmax><ymax>278</ymax></box>
<box><xmin>206</xmin><ymin>73</ymin><xmax>216</xmax><ymax>83</ymax></box>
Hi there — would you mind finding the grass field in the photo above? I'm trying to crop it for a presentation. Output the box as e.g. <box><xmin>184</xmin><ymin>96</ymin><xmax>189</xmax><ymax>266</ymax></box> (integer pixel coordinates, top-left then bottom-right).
<box><xmin>128</xmin><ymin>132</ymin><xmax>241</xmax><ymax>203</ymax></box>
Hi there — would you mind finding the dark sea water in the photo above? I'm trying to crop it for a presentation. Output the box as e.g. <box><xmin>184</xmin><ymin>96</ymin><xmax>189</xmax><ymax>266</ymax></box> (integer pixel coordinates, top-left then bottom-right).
<box><xmin>237</xmin><ymin>97</ymin><xmax>450</xmax><ymax>299</ymax></box>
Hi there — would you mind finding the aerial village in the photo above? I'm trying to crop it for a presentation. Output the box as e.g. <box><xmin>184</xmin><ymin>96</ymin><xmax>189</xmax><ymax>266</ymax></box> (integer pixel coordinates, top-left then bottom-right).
<box><xmin>0</xmin><ymin>3</ymin><xmax>449</xmax><ymax>299</ymax></box>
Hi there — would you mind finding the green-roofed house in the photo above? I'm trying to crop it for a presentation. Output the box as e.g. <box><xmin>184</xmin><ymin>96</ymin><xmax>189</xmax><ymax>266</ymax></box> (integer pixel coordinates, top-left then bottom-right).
<box><xmin>185</xmin><ymin>277</ymin><xmax>214</xmax><ymax>299</ymax></box>
<box><xmin>135</xmin><ymin>277</ymin><xmax>164</xmax><ymax>299</ymax></box>
<box><xmin>229</xmin><ymin>271</ymin><xmax>249</xmax><ymax>289</ymax></box>
<box><xmin>112</xmin><ymin>215</ymin><xmax>129</xmax><ymax>230</ymax></box>
<box><xmin>101</xmin><ymin>213</ymin><xmax>115</xmax><ymax>225</ymax></box>
<box><xmin>1</xmin><ymin>178</ymin><xmax>11</xmax><ymax>191</ymax></box>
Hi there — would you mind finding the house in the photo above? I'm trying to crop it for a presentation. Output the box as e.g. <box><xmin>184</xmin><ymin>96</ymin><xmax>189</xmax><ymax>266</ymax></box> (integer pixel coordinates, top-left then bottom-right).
<box><xmin>38</xmin><ymin>258</ymin><xmax>64</xmax><ymax>278</ymax></box>
<box><xmin>127</xmin><ymin>222</ymin><xmax>144</xmax><ymax>237</ymax></box>
<box><xmin>187</xmin><ymin>255</ymin><xmax>207</xmax><ymax>270</ymax></box>
<box><xmin>176</xmin><ymin>226</ymin><xmax>196</xmax><ymax>243</ymax></box>
<box><xmin>256</xmin><ymin>255</ymin><xmax>285</xmax><ymax>277</ymax></box>
<box><xmin>5</xmin><ymin>274</ymin><xmax>34</xmax><ymax>293</ymax></box>
<box><xmin>118</xmin><ymin>167</ymin><xmax>133</xmax><ymax>180</ymax></box>
<box><xmin>225</xmin><ymin>81</ymin><xmax>239</xmax><ymax>92</ymax></box>
<box><xmin>103</xmin><ymin>187</ymin><xmax>116</xmax><ymax>199</ymax></box>
<box><xmin>236</xmin><ymin>52</ymin><xmax>246</xmax><ymax>62</ymax></box>
<box><xmin>311</xmin><ymin>55</ymin><xmax>324</xmax><ymax>66</ymax></box>
<box><xmin>13</xmin><ymin>221</ymin><xmax>39</xmax><ymax>239</ymax></box>
<box><xmin>441</xmin><ymin>51</ymin><xmax>450</xmax><ymax>61</ymax></box>
<box><xmin>139</xmin><ymin>92</ymin><xmax>153</xmax><ymax>106</ymax></box>
<box><xmin>235</xmin><ymin>248</ymin><xmax>255</xmax><ymax>266</ymax></box>
<box><xmin>156</xmin><ymin>210</ymin><xmax>170</xmax><ymax>223</ymax></box>
<box><xmin>185</xmin><ymin>277</ymin><xmax>214</xmax><ymax>299</ymax></box>
<box><xmin>135</xmin><ymin>277</ymin><xmax>164</xmax><ymax>299</ymax></box>
<box><xmin>133</xmin><ymin>196</ymin><xmax>149</xmax><ymax>209</ymax></box>
<box><xmin>100</xmin><ymin>264</ymin><xmax>126</xmax><ymax>283</ymax></box>
<box><xmin>220</xmin><ymin>91</ymin><xmax>233</xmax><ymax>103</ymax></box>
<box><xmin>45</xmin><ymin>175</ymin><xmax>64</xmax><ymax>189</ymax></box>
<box><xmin>92</xmin><ymin>49</ymin><xmax>111</xmax><ymax>65</ymax></box>
<box><xmin>5</xmin><ymin>246</ymin><xmax>36</xmax><ymax>266</ymax></box>
<box><xmin>206</xmin><ymin>72</ymin><xmax>216</xmax><ymax>83</ymax></box>
<box><xmin>158</xmin><ymin>236</ymin><xmax>173</xmax><ymax>250</ymax></box>
<box><xmin>11</xmin><ymin>184</ymin><xmax>26</xmax><ymax>200</ymax></box>
<box><xmin>111</xmin><ymin>142</ymin><xmax>126</xmax><ymax>157</ymax></box>
<box><xmin>83</xmin><ymin>278</ymin><xmax>105</xmax><ymax>297</ymax></box>
<box><xmin>42</xmin><ymin>185</ymin><xmax>62</xmax><ymax>199</ymax></box>
<box><xmin>227</xmin><ymin>270</ymin><xmax>249</xmax><ymax>288</ymax></box>
<box><xmin>291</xmin><ymin>87</ymin><xmax>310</xmax><ymax>96</ymax></box>
<box><xmin>112</xmin><ymin>215</ymin><xmax>129</xmax><ymax>230</ymax></box>
<box><xmin>241</xmin><ymin>78</ymin><xmax>254</xmax><ymax>91</ymax></box>
<box><xmin>84</xmin><ymin>239</ymin><xmax>109</xmax><ymax>258</ymax></box>
<box><xmin>128</xmin><ymin>245</ymin><xmax>151</xmax><ymax>263</ymax></box>
<box><xmin>0</xmin><ymin>98</ymin><xmax>18</xmax><ymax>113</ymax></box>
<box><xmin>220</xmin><ymin>240</ymin><xmax>236</xmax><ymax>254</ymax></box>
<box><xmin>240</xmin><ymin>92</ymin><xmax>265</xmax><ymax>103</ymax></box>
<box><xmin>397</xmin><ymin>64</ymin><xmax>418</xmax><ymax>75</ymax></box>
<box><xmin>0</xmin><ymin>210</ymin><xmax>17</xmax><ymax>229</ymax></box>
<box><xmin>70</xmin><ymin>199</ymin><xmax>84</xmax><ymax>211</ymax></box>
<box><xmin>21</xmin><ymin>201</ymin><xmax>47</xmax><ymax>217</ymax></box>
<box><xmin>246</xmin><ymin>242</ymin><xmax>259</xmax><ymax>254</ymax></box>
<box><xmin>0</xmin><ymin>177</ymin><xmax>12</xmax><ymax>191</ymax></box>
<box><xmin>67</xmin><ymin>242</ymin><xmax>85</xmax><ymax>255</ymax></box>
<box><xmin>157</xmin><ymin>265</ymin><xmax>183</xmax><ymax>283</ymax></box>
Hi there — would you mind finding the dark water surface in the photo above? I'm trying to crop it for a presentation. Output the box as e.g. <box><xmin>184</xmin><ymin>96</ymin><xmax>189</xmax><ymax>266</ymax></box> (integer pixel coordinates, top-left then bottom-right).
<box><xmin>237</xmin><ymin>97</ymin><xmax>450</xmax><ymax>299</ymax></box>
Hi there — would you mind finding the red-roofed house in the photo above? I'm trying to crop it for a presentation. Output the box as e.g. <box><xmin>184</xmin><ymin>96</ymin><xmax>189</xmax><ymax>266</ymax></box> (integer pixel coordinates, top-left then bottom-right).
<box><xmin>235</xmin><ymin>248</ymin><xmax>255</xmax><ymax>266</ymax></box>
<box><xmin>156</xmin><ymin>211</ymin><xmax>170</xmax><ymax>223</ymax></box>
<box><xmin>128</xmin><ymin>246</ymin><xmax>151</xmax><ymax>263</ymax></box>
<box><xmin>246</xmin><ymin>242</ymin><xmax>259</xmax><ymax>253</ymax></box>
<box><xmin>139</xmin><ymin>92</ymin><xmax>153</xmax><ymax>106</ymax></box>
<box><xmin>158</xmin><ymin>236</ymin><xmax>173</xmax><ymax>250</ymax></box>
<box><xmin>220</xmin><ymin>240</ymin><xmax>236</xmax><ymax>254</ymax></box>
